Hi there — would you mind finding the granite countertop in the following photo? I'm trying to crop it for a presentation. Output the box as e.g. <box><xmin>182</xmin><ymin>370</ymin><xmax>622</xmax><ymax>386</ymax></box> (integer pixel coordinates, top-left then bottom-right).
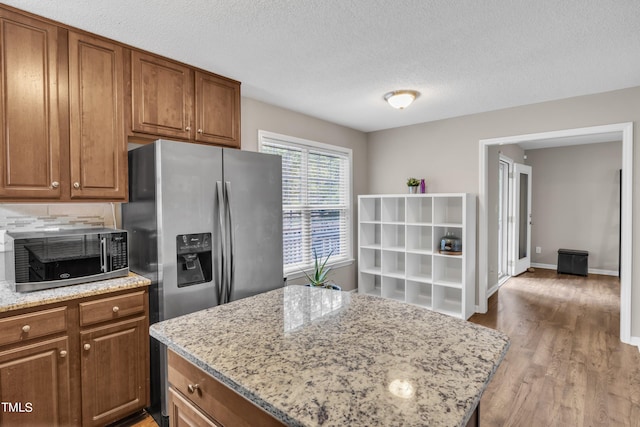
<box><xmin>0</xmin><ymin>272</ymin><xmax>151</xmax><ymax>313</ymax></box>
<box><xmin>150</xmin><ymin>285</ymin><xmax>510</xmax><ymax>427</ymax></box>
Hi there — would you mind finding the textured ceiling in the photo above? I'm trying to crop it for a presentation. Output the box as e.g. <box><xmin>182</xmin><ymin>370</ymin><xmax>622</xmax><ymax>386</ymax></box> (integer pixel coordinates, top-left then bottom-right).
<box><xmin>5</xmin><ymin>0</ymin><xmax>640</xmax><ymax>132</ymax></box>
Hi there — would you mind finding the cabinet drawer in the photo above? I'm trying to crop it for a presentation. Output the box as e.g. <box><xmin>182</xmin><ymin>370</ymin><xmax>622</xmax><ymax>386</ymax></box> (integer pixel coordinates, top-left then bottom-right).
<box><xmin>168</xmin><ymin>350</ymin><xmax>284</xmax><ymax>427</ymax></box>
<box><xmin>0</xmin><ymin>306</ymin><xmax>67</xmax><ymax>346</ymax></box>
<box><xmin>169</xmin><ymin>387</ymin><xmax>221</xmax><ymax>427</ymax></box>
<box><xmin>79</xmin><ymin>290</ymin><xmax>146</xmax><ymax>326</ymax></box>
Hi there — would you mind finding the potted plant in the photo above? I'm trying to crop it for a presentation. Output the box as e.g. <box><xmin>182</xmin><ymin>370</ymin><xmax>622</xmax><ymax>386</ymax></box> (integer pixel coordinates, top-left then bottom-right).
<box><xmin>407</xmin><ymin>177</ymin><xmax>420</xmax><ymax>194</ymax></box>
<box><xmin>303</xmin><ymin>249</ymin><xmax>341</xmax><ymax>290</ymax></box>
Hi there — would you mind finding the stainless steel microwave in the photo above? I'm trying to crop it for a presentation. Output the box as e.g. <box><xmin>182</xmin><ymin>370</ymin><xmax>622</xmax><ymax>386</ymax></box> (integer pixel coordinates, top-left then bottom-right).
<box><xmin>2</xmin><ymin>228</ymin><xmax>129</xmax><ymax>292</ymax></box>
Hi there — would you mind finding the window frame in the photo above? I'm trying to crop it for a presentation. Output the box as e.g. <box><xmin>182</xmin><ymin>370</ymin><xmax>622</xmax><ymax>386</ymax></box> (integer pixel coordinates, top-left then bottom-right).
<box><xmin>258</xmin><ymin>130</ymin><xmax>354</xmax><ymax>279</ymax></box>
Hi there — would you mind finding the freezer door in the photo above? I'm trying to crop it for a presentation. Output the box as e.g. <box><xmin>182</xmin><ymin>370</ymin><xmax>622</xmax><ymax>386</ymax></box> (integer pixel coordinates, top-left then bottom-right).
<box><xmin>157</xmin><ymin>140</ymin><xmax>223</xmax><ymax>319</ymax></box>
<box><xmin>222</xmin><ymin>149</ymin><xmax>283</xmax><ymax>301</ymax></box>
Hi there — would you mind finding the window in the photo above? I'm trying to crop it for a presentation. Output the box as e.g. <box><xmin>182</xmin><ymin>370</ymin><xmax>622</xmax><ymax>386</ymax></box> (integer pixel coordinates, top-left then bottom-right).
<box><xmin>259</xmin><ymin>130</ymin><xmax>352</xmax><ymax>276</ymax></box>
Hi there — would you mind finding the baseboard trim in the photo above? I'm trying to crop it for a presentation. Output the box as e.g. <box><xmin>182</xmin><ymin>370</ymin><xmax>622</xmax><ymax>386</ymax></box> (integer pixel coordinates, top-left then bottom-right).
<box><xmin>627</xmin><ymin>335</ymin><xmax>640</xmax><ymax>352</ymax></box>
<box><xmin>530</xmin><ymin>263</ymin><xmax>619</xmax><ymax>277</ymax></box>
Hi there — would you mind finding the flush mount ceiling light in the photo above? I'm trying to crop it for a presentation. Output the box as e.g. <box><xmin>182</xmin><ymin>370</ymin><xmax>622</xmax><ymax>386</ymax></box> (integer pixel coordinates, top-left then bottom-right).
<box><xmin>384</xmin><ymin>90</ymin><xmax>420</xmax><ymax>109</ymax></box>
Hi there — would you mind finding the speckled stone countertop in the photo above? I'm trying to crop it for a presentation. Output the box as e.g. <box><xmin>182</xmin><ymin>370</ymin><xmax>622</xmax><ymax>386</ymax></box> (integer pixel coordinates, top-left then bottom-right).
<box><xmin>0</xmin><ymin>272</ymin><xmax>151</xmax><ymax>313</ymax></box>
<box><xmin>150</xmin><ymin>285</ymin><xmax>509</xmax><ymax>427</ymax></box>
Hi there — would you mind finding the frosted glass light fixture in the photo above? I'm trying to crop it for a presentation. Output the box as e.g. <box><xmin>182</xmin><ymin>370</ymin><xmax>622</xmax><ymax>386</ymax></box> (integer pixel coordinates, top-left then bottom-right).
<box><xmin>384</xmin><ymin>90</ymin><xmax>420</xmax><ymax>109</ymax></box>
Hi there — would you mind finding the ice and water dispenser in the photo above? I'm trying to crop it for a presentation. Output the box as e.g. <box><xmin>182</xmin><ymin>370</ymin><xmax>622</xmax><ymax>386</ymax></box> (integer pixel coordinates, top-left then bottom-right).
<box><xmin>176</xmin><ymin>233</ymin><xmax>212</xmax><ymax>287</ymax></box>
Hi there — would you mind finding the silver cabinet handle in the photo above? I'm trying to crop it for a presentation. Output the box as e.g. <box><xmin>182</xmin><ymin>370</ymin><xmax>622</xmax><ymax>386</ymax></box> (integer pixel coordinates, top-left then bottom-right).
<box><xmin>22</xmin><ymin>325</ymin><xmax>30</xmax><ymax>333</ymax></box>
<box><xmin>59</xmin><ymin>350</ymin><xmax>67</xmax><ymax>358</ymax></box>
<box><xmin>187</xmin><ymin>383</ymin><xmax>199</xmax><ymax>394</ymax></box>
<box><xmin>73</xmin><ymin>182</ymin><xmax>80</xmax><ymax>189</ymax></box>
<box><xmin>84</xmin><ymin>343</ymin><xmax>91</xmax><ymax>351</ymax></box>
<box><xmin>197</xmin><ymin>128</ymin><xmax>203</xmax><ymax>134</ymax></box>
<box><xmin>112</xmin><ymin>306</ymin><xmax>119</xmax><ymax>313</ymax></box>
<box><xmin>51</xmin><ymin>181</ymin><xmax>59</xmax><ymax>188</ymax></box>
<box><xmin>185</xmin><ymin>126</ymin><xmax>191</xmax><ymax>131</ymax></box>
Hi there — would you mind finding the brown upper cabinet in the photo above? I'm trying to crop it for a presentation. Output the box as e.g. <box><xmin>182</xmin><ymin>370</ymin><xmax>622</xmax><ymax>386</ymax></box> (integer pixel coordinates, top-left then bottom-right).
<box><xmin>0</xmin><ymin>9</ymin><xmax>63</xmax><ymax>200</ymax></box>
<box><xmin>194</xmin><ymin>71</ymin><xmax>240</xmax><ymax>146</ymax></box>
<box><xmin>68</xmin><ymin>31</ymin><xmax>127</xmax><ymax>200</ymax></box>
<box><xmin>0</xmin><ymin>7</ymin><xmax>127</xmax><ymax>202</ymax></box>
<box><xmin>131</xmin><ymin>50</ymin><xmax>240</xmax><ymax>148</ymax></box>
<box><xmin>0</xmin><ymin>5</ymin><xmax>241</xmax><ymax>202</ymax></box>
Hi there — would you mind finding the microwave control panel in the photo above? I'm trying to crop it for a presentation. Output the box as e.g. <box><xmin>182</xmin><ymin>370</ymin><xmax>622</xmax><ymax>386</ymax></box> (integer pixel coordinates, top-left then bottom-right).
<box><xmin>107</xmin><ymin>232</ymin><xmax>128</xmax><ymax>270</ymax></box>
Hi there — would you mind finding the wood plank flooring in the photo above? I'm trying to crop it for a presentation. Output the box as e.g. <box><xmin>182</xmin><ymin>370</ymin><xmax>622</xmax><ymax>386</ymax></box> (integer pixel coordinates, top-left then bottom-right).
<box><xmin>130</xmin><ymin>268</ymin><xmax>640</xmax><ymax>427</ymax></box>
<box><xmin>470</xmin><ymin>268</ymin><xmax>640</xmax><ymax>426</ymax></box>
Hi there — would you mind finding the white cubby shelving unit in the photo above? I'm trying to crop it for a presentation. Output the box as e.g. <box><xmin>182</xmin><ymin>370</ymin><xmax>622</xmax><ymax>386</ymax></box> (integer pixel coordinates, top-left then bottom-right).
<box><xmin>358</xmin><ymin>193</ymin><xmax>476</xmax><ymax>319</ymax></box>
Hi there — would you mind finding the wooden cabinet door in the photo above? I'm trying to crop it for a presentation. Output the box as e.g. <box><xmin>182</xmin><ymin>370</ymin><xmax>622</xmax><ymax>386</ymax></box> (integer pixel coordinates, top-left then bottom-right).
<box><xmin>68</xmin><ymin>31</ymin><xmax>127</xmax><ymax>200</ymax></box>
<box><xmin>0</xmin><ymin>9</ymin><xmax>61</xmax><ymax>199</ymax></box>
<box><xmin>194</xmin><ymin>72</ymin><xmax>240</xmax><ymax>148</ymax></box>
<box><xmin>169</xmin><ymin>388</ymin><xmax>221</xmax><ymax>427</ymax></box>
<box><xmin>0</xmin><ymin>336</ymin><xmax>71</xmax><ymax>426</ymax></box>
<box><xmin>80</xmin><ymin>316</ymin><xmax>149</xmax><ymax>426</ymax></box>
<box><xmin>131</xmin><ymin>51</ymin><xmax>192</xmax><ymax>140</ymax></box>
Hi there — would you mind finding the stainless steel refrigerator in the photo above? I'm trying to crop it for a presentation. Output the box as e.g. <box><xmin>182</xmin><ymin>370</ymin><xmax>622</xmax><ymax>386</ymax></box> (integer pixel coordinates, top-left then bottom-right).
<box><xmin>122</xmin><ymin>139</ymin><xmax>283</xmax><ymax>426</ymax></box>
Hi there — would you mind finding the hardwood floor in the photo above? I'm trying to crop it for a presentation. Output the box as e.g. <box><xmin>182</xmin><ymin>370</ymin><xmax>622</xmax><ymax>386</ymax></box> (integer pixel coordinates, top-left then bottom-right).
<box><xmin>110</xmin><ymin>410</ymin><xmax>157</xmax><ymax>427</ymax></box>
<box><xmin>129</xmin><ymin>268</ymin><xmax>639</xmax><ymax>427</ymax></box>
<box><xmin>470</xmin><ymin>268</ymin><xmax>640</xmax><ymax>426</ymax></box>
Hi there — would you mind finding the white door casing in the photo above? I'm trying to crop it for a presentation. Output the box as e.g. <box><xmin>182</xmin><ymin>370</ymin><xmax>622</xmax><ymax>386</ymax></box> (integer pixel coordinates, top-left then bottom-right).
<box><xmin>478</xmin><ymin>122</ymin><xmax>633</xmax><ymax>347</ymax></box>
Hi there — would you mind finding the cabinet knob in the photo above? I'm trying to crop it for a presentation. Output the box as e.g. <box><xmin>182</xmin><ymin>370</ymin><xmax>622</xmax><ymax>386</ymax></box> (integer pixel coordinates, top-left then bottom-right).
<box><xmin>197</xmin><ymin>128</ymin><xmax>203</xmax><ymax>134</ymax></box>
<box><xmin>187</xmin><ymin>383</ymin><xmax>199</xmax><ymax>394</ymax></box>
<box><xmin>21</xmin><ymin>325</ymin><xmax>30</xmax><ymax>333</ymax></box>
<box><xmin>185</xmin><ymin>126</ymin><xmax>191</xmax><ymax>131</ymax></box>
<box><xmin>59</xmin><ymin>350</ymin><xmax>67</xmax><ymax>358</ymax></box>
<box><xmin>73</xmin><ymin>182</ymin><xmax>80</xmax><ymax>189</ymax></box>
<box><xmin>84</xmin><ymin>343</ymin><xmax>91</xmax><ymax>351</ymax></box>
<box><xmin>51</xmin><ymin>181</ymin><xmax>60</xmax><ymax>188</ymax></box>
<box><xmin>112</xmin><ymin>306</ymin><xmax>119</xmax><ymax>313</ymax></box>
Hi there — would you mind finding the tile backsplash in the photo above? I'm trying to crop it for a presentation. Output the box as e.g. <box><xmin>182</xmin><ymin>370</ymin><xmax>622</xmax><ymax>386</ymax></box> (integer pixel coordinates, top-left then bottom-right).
<box><xmin>0</xmin><ymin>203</ymin><xmax>118</xmax><ymax>232</ymax></box>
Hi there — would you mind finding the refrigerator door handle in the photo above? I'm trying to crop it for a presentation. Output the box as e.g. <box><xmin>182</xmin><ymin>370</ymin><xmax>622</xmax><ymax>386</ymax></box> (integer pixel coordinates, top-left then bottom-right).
<box><xmin>224</xmin><ymin>180</ymin><xmax>235</xmax><ymax>303</ymax></box>
<box><xmin>216</xmin><ymin>181</ymin><xmax>226</xmax><ymax>304</ymax></box>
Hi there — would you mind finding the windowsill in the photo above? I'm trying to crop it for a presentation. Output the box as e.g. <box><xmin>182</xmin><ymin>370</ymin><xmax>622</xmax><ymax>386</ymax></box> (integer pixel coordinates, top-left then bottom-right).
<box><xmin>285</xmin><ymin>258</ymin><xmax>355</xmax><ymax>281</ymax></box>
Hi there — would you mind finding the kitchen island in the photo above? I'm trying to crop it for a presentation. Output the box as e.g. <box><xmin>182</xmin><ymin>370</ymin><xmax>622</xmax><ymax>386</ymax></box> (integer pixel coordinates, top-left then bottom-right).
<box><xmin>150</xmin><ymin>285</ymin><xmax>509</xmax><ymax>427</ymax></box>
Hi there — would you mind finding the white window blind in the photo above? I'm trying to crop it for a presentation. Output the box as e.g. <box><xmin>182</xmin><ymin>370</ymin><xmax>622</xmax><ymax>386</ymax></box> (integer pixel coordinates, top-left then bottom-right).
<box><xmin>260</xmin><ymin>131</ymin><xmax>352</xmax><ymax>275</ymax></box>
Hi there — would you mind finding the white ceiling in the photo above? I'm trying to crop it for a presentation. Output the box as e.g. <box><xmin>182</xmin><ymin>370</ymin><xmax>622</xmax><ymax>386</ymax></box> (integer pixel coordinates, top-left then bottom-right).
<box><xmin>6</xmin><ymin>0</ymin><xmax>640</xmax><ymax>133</ymax></box>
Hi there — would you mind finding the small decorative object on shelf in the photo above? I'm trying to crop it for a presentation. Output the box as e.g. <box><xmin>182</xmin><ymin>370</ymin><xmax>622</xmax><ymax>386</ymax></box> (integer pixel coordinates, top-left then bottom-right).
<box><xmin>440</xmin><ymin>231</ymin><xmax>462</xmax><ymax>255</ymax></box>
<box><xmin>407</xmin><ymin>177</ymin><xmax>420</xmax><ymax>194</ymax></box>
<box><xmin>420</xmin><ymin>179</ymin><xmax>426</xmax><ymax>193</ymax></box>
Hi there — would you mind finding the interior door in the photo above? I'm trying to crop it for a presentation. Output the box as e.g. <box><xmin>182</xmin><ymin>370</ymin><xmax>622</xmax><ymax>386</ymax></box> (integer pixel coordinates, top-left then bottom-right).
<box><xmin>510</xmin><ymin>163</ymin><xmax>532</xmax><ymax>276</ymax></box>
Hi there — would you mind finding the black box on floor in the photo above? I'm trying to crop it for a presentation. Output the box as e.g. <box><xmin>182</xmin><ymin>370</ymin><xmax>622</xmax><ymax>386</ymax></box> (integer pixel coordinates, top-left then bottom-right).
<box><xmin>557</xmin><ymin>249</ymin><xmax>589</xmax><ymax>276</ymax></box>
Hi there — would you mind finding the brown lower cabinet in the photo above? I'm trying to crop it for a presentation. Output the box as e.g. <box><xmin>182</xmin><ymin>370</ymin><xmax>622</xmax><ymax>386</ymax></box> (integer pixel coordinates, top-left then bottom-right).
<box><xmin>169</xmin><ymin>388</ymin><xmax>221</xmax><ymax>427</ymax></box>
<box><xmin>0</xmin><ymin>287</ymin><xmax>149</xmax><ymax>426</ymax></box>
<box><xmin>0</xmin><ymin>336</ymin><xmax>72</xmax><ymax>426</ymax></box>
<box><xmin>167</xmin><ymin>350</ymin><xmax>284</xmax><ymax>427</ymax></box>
<box><xmin>80</xmin><ymin>316</ymin><xmax>148</xmax><ymax>426</ymax></box>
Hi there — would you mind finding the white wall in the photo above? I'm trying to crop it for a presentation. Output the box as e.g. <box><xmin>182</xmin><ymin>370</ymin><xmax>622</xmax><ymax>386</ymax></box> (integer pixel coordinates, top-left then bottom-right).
<box><xmin>241</xmin><ymin>97</ymin><xmax>368</xmax><ymax>291</ymax></box>
<box><xmin>526</xmin><ymin>141</ymin><xmax>622</xmax><ymax>272</ymax></box>
<box><xmin>367</xmin><ymin>85</ymin><xmax>640</xmax><ymax>338</ymax></box>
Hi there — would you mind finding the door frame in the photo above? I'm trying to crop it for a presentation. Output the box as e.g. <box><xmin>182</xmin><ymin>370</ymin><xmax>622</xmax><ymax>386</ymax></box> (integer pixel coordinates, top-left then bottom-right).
<box><xmin>497</xmin><ymin>155</ymin><xmax>512</xmax><ymax>282</ymax></box>
<box><xmin>478</xmin><ymin>122</ymin><xmax>633</xmax><ymax>345</ymax></box>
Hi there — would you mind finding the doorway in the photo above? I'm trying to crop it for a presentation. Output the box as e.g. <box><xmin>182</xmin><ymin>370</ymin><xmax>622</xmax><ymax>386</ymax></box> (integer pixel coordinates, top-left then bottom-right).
<box><xmin>478</xmin><ymin>122</ymin><xmax>634</xmax><ymax>345</ymax></box>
